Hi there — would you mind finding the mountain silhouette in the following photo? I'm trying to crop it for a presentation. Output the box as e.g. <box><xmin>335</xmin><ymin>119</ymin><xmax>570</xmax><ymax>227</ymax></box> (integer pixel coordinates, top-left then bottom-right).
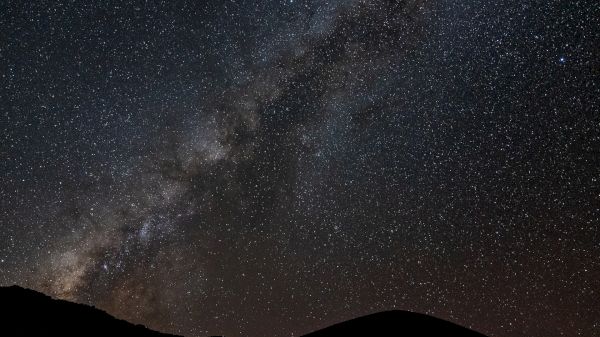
<box><xmin>301</xmin><ymin>310</ymin><xmax>488</xmax><ymax>337</ymax></box>
<box><xmin>0</xmin><ymin>285</ymin><xmax>181</xmax><ymax>337</ymax></box>
<box><xmin>1</xmin><ymin>285</ymin><xmax>488</xmax><ymax>337</ymax></box>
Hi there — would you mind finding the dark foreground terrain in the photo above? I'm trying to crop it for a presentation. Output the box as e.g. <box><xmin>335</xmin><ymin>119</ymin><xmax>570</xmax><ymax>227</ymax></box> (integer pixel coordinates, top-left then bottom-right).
<box><xmin>1</xmin><ymin>285</ymin><xmax>487</xmax><ymax>337</ymax></box>
<box><xmin>302</xmin><ymin>310</ymin><xmax>488</xmax><ymax>337</ymax></box>
<box><xmin>0</xmin><ymin>285</ymin><xmax>181</xmax><ymax>337</ymax></box>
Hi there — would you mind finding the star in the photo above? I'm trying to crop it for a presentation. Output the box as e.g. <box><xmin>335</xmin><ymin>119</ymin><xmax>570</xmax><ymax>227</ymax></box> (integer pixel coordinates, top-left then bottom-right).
<box><xmin>1</xmin><ymin>1</ymin><xmax>597</xmax><ymax>337</ymax></box>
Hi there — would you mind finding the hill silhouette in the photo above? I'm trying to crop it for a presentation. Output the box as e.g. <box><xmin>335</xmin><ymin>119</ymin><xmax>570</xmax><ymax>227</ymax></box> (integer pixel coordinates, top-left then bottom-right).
<box><xmin>0</xmin><ymin>285</ymin><xmax>181</xmax><ymax>337</ymax></box>
<box><xmin>1</xmin><ymin>285</ymin><xmax>488</xmax><ymax>337</ymax></box>
<box><xmin>302</xmin><ymin>310</ymin><xmax>488</xmax><ymax>337</ymax></box>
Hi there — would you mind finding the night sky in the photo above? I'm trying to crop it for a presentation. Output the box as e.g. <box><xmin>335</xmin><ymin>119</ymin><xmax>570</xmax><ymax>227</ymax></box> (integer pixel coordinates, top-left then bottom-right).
<box><xmin>1</xmin><ymin>1</ymin><xmax>599</xmax><ymax>336</ymax></box>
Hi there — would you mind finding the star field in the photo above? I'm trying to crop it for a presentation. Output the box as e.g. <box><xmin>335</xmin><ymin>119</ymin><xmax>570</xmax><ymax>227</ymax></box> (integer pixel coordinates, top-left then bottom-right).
<box><xmin>1</xmin><ymin>1</ymin><xmax>599</xmax><ymax>336</ymax></box>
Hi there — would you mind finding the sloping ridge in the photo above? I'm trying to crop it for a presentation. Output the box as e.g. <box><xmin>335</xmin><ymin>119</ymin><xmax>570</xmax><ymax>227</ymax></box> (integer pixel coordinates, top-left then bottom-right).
<box><xmin>0</xmin><ymin>285</ymin><xmax>181</xmax><ymax>337</ymax></box>
<box><xmin>1</xmin><ymin>285</ymin><xmax>488</xmax><ymax>337</ymax></box>
<box><xmin>302</xmin><ymin>310</ymin><xmax>488</xmax><ymax>337</ymax></box>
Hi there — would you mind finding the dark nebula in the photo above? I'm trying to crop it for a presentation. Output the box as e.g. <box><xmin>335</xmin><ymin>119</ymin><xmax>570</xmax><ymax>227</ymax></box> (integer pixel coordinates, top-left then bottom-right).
<box><xmin>1</xmin><ymin>1</ymin><xmax>599</xmax><ymax>336</ymax></box>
